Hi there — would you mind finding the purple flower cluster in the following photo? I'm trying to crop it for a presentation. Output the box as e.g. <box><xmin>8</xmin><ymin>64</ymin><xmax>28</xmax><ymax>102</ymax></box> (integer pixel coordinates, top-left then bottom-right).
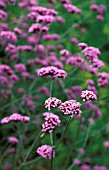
<box><xmin>90</xmin><ymin>3</ymin><xmax>106</xmax><ymax>21</ymax></box>
<box><xmin>36</xmin><ymin>145</ymin><xmax>55</xmax><ymax>159</ymax></box>
<box><xmin>67</xmin><ymin>54</ymin><xmax>84</xmax><ymax>68</ymax></box>
<box><xmin>0</xmin><ymin>64</ymin><xmax>19</xmax><ymax>88</ymax></box>
<box><xmin>63</xmin><ymin>3</ymin><xmax>82</xmax><ymax>14</ymax></box>
<box><xmin>78</xmin><ymin>43</ymin><xmax>104</xmax><ymax>74</ymax></box>
<box><xmin>36</xmin><ymin>66</ymin><xmax>67</xmax><ymax>79</ymax></box>
<box><xmin>0</xmin><ymin>113</ymin><xmax>30</xmax><ymax>124</ymax></box>
<box><xmin>29</xmin><ymin>23</ymin><xmax>49</xmax><ymax>33</ymax></box>
<box><xmin>42</xmin><ymin>112</ymin><xmax>61</xmax><ymax>132</ymax></box>
<box><xmin>59</xmin><ymin>100</ymin><xmax>81</xmax><ymax>117</ymax></box>
<box><xmin>93</xmin><ymin>165</ymin><xmax>108</xmax><ymax>170</ymax></box>
<box><xmin>81</xmin><ymin>90</ymin><xmax>97</xmax><ymax>102</ymax></box>
<box><xmin>0</xmin><ymin>31</ymin><xmax>17</xmax><ymax>43</ymax></box>
<box><xmin>0</xmin><ymin>9</ymin><xmax>8</xmax><ymax>20</ymax></box>
<box><xmin>7</xmin><ymin>136</ymin><xmax>19</xmax><ymax>144</ymax></box>
<box><xmin>98</xmin><ymin>72</ymin><xmax>109</xmax><ymax>87</ymax></box>
<box><xmin>45</xmin><ymin>97</ymin><xmax>62</xmax><ymax>110</ymax></box>
<box><xmin>82</xmin><ymin>46</ymin><xmax>100</xmax><ymax>62</ymax></box>
<box><xmin>104</xmin><ymin>141</ymin><xmax>109</xmax><ymax>149</ymax></box>
<box><xmin>28</xmin><ymin>6</ymin><xmax>58</xmax><ymax>24</ymax></box>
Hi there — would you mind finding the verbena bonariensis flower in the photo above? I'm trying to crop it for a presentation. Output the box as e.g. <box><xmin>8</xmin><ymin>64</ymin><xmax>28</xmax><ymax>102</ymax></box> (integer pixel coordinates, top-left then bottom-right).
<box><xmin>103</xmin><ymin>141</ymin><xmax>109</xmax><ymax>149</ymax></box>
<box><xmin>64</xmin><ymin>4</ymin><xmax>82</xmax><ymax>14</ymax></box>
<box><xmin>29</xmin><ymin>23</ymin><xmax>49</xmax><ymax>33</ymax></box>
<box><xmin>0</xmin><ymin>2</ymin><xmax>6</xmax><ymax>9</ymax></box>
<box><xmin>78</xmin><ymin>42</ymin><xmax>88</xmax><ymax>49</ymax></box>
<box><xmin>14</xmin><ymin>63</ymin><xmax>26</xmax><ymax>72</ymax></box>
<box><xmin>36</xmin><ymin>66</ymin><xmax>67</xmax><ymax>79</ymax></box>
<box><xmin>92</xmin><ymin>58</ymin><xmax>104</xmax><ymax>69</ymax></box>
<box><xmin>97</xmin><ymin>72</ymin><xmax>109</xmax><ymax>87</ymax></box>
<box><xmin>0</xmin><ymin>9</ymin><xmax>8</xmax><ymax>20</ymax></box>
<box><xmin>7</xmin><ymin>136</ymin><xmax>19</xmax><ymax>144</ymax></box>
<box><xmin>80</xmin><ymin>164</ymin><xmax>91</xmax><ymax>170</ymax></box>
<box><xmin>36</xmin><ymin>145</ymin><xmax>55</xmax><ymax>159</ymax></box>
<box><xmin>0</xmin><ymin>31</ymin><xmax>17</xmax><ymax>43</ymax></box>
<box><xmin>60</xmin><ymin>49</ymin><xmax>71</xmax><ymax>57</ymax></box>
<box><xmin>4</xmin><ymin>163</ymin><xmax>12</xmax><ymax>169</ymax></box>
<box><xmin>81</xmin><ymin>90</ymin><xmax>97</xmax><ymax>102</ymax></box>
<box><xmin>7</xmin><ymin>147</ymin><xmax>16</xmax><ymax>154</ymax></box>
<box><xmin>73</xmin><ymin>158</ymin><xmax>81</xmax><ymax>165</ymax></box>
<box><xmin>5</xmin><ymin>44</ymin><xmax>17</xmax><ymax>54</ymax></box>
<box><xmin>8</xmin><ymin>0</ymin><xmax>16</xmax><ymax>4</ymax></box>
<box><xmin>42</xmin><ymin>112</ymin><xmax>61</xmax><ymax>132</ymax></box>
<box><xmin>93</xmin><ymin>165</ymin><xmax>108</xmax><ymax>170</ymax></box>
<box><xmin>45</xmin><ymin>97</ymin><xmax>62</xmax><ymax>110</ymax></box>
<box><xmin>82</xmin><ymin>46</ymin><xmax>101</xmax><ymax>62</ymax></box>
<box><xmin>59</xmin><ymin>100</ymin><xmax>81</xmax><ymax>117</ymax></box>
<box><xmin>36</xmin><ymin>15</ymin><xmax>55</xmax><ymax>24</ymax></box>
<box><xmin>0</xmin><ymin>113</ymin><xmax>30</xmax><ymax>124</ymax></box>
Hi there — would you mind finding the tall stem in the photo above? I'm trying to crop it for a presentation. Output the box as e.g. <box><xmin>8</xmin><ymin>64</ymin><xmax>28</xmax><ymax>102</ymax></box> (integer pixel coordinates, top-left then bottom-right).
<box><xmin>55</xmin><ymin>116</ymin><xmax>72</xmax><ymax>148</ymax></box>
<box><xmin>50</xmin><ymin>132</ymin><xmax>54</xmax><ymax>170</ymax></box>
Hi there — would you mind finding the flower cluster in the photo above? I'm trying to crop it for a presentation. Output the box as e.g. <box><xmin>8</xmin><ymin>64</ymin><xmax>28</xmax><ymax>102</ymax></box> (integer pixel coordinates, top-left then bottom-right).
<box><xmin>45</xmin><ymin>97</ymin><xmax>62</xmax><ymax>110</ymax></box>
<box><xmin>29</xmin><ymin>23</ymin><xmax>49</xmax><ymax>33</ymax></box>
<box><xmin>42</xmin><ymin>112</ymin><xmax>61</xmax><ymax>132</ymax></box>
<box><xmin>7</xmin><ymin>136</ymin><xmax>19</xmax><ymax>144</ymax></box>
<box><xmin>81</xmin><ymin>90</ymin><xmax>97</xmax><ymax>102</ymax></box>
<box><xmin>0</xmin><ymin>113</ymin><xmax>30</xmax><ymax>124</ymax></box>
<box><xmin>98</xmin><ymin>72</ymin><xmax>109</xmax><ymax>87</ymax></box>
<box><xmin>59</xmin><ymin>100</ymin><xmax>81</xmax><ymax>117</ymax></box>
<box><xmin>36</xmin><ymin>66</ymin><xmax>67</xmax><ymax>79</ymax></box>
<box><xmin>36</xmin><ymin>145</ymin><xmax>55</xmax><ymax>159</ymax></box>
<box><xmin>90</xmin><ymin>3</ymin><xmax>106</xmax><ymax>21</ymax></box>
<box><xmin>82</xmin><ymin>46</ymin><xmax>101</xmax><ymax>62</ymax></box>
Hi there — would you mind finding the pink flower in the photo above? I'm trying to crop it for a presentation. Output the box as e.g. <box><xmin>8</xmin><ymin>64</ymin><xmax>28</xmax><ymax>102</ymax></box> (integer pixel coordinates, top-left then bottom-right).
<box><xmin>42</xmin><ymin>112</ymin><xmax>61</xmax><ymax>132</ymax></box>
<box><xmin>36</xmin><ymin>66</ymin><xmax>67</xmax><ymax>79</ymax></box>
<box><xmin>14</xmin><ymin>63</ymin><xmax>26</xmax><ymax>72</ymax></box>
<box><xmin>7</xmin><ymin>136</ymin><xmax>19</xmax><ymax>144</ymax></box>
<box><xmin>78</xmin><ymin>42</ymin><xmax>88</xmax><ymax>49</ymax></box>
<box><xmin>0</xmin><ymin>31</ymin><xmax>17</xmax><ymax>43</ymax></box>
<box><xmin>9</xmin><ymin>113</ymin><xmax>23</xmax><ymax>121</ymax></box>
<box><xmin>81</xmin><ymin>164</ymin><xmax>91</xmax><ymax>170</ymax></box>
<box><xmin>78</xmin><ymin>148</ymin><xmax>86</xmax><ymax>155</ymax></box>
<box><xmin>104</xmin><ymin>141</ymin><xmax>109</xmax><ymax>149</ymax></box>
<box><xmin>74</xmin><ymin>158</ymin><xmax>81</xmax><ymax>165</ymax></box>
<box><xmin>45</xmin><ymin>97</ymin><xmax>62</xmax><ymax>110</ymax></box>
<box><xmin>7</xmin><ymin>147</ymin><xmax>16</xmax><ymax>154</ymax></box>
<box><xmin>0</xmin><ymin>113</ymin><xmax>30</xmax><ymax>124</ymax></box>
<box><xmin>82</xmin><ymin>46</ymin><xmax>100</xmax><ymax>62</ymax></box>
<box><xmin>81</xmin><ymin>90</ymin><xmax>97</xmax><ymax>102</ymax></box>
<box><xmin>37</xmin><ymin>145</ymin><xmax>55</xmax><ymax>159</ymax></box>
<box><xmin>4</xmin><ymin>163</ymin><xmax>12</xmax><ymax>169</ymax></box>
<box><xmin>59</xmin><ymin>100</ymin><xmax>81</xmax><ymax>117</ymax></box>
<box><xmin>0</xmin><ymin>117</ymin><xmax>10</xmax><ymax>124</ymax></box>
<box><xmin>98</xmin><ymin>72</ymin><xmax>109</xmax><ymax>87</ymax></box>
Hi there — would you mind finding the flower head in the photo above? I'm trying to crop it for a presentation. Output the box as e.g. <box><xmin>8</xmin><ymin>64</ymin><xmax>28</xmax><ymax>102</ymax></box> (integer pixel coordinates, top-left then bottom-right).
<box><xmin>36</xmin><ymin>145</ymin><xmax>55</xmax><ymax>159</ymax></box>
<box><xmin>45</xmin><ymin>97</ymin><xmax>61</xmax><ymax>110</ymax></box>
<box><xmin>59</xmin><ymin>100</ymin><xmax>81</xmax><ymax>117</ymax></box>
<box><xmin>36</xmin><ymin>66</ymin><xmax>67</xmax><ymax>79</ymax></box>
<box><xmin>42</xmin><ymin>112</ymin><xmax>61</xmax><ymax>132</ymax></box>
<box><xmin>81</xmin><ymin>90</ymin><xmax>97</xmax><ymax>102</ymax></box>
<box><xmin>7</xmin><ymin>136</ymin><xmax>19</xmax><ymax>144</ymax></box>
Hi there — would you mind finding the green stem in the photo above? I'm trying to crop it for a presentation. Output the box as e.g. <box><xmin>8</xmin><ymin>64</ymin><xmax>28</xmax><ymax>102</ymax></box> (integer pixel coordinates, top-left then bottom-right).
<box><xmin>50</xmin><ymin>132</ymin><xmax>54</xmax><ymax>170</ymax></box>
<box><xmin>25</xmin><ymin>131</ymin><xmax>42</xmax><ymax>161</ymax></box>
<box><xmin>55</xmin><ymin>117</ymin><xmax>72</xmax><ymax>148</ymax></box>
